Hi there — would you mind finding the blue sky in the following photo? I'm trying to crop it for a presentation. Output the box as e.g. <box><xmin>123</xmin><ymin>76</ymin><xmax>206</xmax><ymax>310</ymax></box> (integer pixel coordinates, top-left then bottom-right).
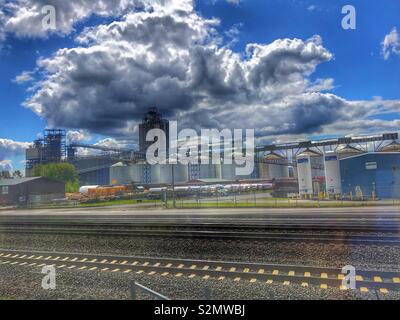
<box><xmin>0</xmin><ymin>0</ymin><xmax>399</xmax><ymax>171</ymax></box>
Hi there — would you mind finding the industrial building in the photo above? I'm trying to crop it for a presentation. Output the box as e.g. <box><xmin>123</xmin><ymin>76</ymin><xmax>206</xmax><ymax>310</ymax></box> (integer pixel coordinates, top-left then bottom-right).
<box><xmin>0</xmin><ymin>177</ymin><xmax>65</xmax><ymax>206</ymax></box>
<box><xmin>341</xmin><ymin>152</ymin><xmax>400</xmax><ymax>199</ymax></box>
<box><xmin>22</xmin><ymin>109</ymin><xmax>400</xmax><ymax>200</ymax></box>
<box><xmin>25</xmin><ymin>129</ymin><xmax>66</xmax><ymax>177</ymax></box>
<box><xmin>139</xmin><ymin>107</ymin><xmax>170</xmax><ymax>154</ymax></box>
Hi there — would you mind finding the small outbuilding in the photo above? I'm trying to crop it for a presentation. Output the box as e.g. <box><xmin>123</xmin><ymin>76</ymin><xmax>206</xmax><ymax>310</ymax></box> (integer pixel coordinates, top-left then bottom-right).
<box><xmin>0</xmin><ymin>177</ymin><xmax>66</xmax><ymax>206</ymax></box>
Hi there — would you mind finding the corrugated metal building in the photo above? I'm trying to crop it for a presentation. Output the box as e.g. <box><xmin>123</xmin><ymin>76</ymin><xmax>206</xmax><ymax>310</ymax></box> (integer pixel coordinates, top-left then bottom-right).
<box><xmin>0</xmin><ymin>177</ymin><xmax>65</xmax><ymax>206</ymax></box>
<box><xmin>340</xmin><ymin>153</ymin><xmax>400</xmax><ymax>199</ymax></box>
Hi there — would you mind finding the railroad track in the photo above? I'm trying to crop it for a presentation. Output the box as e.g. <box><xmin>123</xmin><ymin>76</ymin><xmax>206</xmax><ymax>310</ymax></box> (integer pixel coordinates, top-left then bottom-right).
<box><xmin>0</xmin><ymin>248</ymin><xmax>399</xmax><ymax>294</ymax></box>
<box><xmin>0</xmin><ymin>226</ymin><xmax>399</xmax><ymax>245</ymax></box>
<box><xmin>1</xmin><ymin>216</ymin><xmax>400</xmax><ymax>232</ymax></box>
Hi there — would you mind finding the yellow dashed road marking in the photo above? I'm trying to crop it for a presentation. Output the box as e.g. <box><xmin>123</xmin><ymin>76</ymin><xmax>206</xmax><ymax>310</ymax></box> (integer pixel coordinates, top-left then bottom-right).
<box><xmin>230</xmin><ymin>267</ymin><xmax>236</xmax><ymax>272</ymax></box>
<box><xmin>100</xmin><ymin>259</ymin><xmax>108</xmax><ymax>263</ymax></box>
<box><xmin>340</xmin><ymin>285</ymin><xmax>348</xmax><ymax>291</ymax></box>
<box><xmin>177</xmin><ymin>264</ymin><xmax>184</xmax><ymax>269</ymax></box>
<box><xmin>393</xmin><ymin>277</ymin><xmax>400</xmax><ymax>283</ymax></box>
<box><xmin>91</xmin><ymin>259</ymin><xmax>97</xmax><ymax>263</ymax></box>
<box><xmin>321</xmin><ymin>273</ymin><xmax>328</xmax><ymax>279</ymax></box>
<box><xmin>148</xmin><ymin>271</ymin><xmax>155</xmax><ymax>275</ymax></box>
<box><xmin>142</xmin><ymin>262</ymin><xmax>149</xmax><ymax>266</ymax></box>
<box><xmin>360</xmin><ymin>287</ymin><xmax>369</xmax><ymax>293</ymax></box>
<box><xmin>234</xmin><ymin>277</ymin><xmax>240</xmax><ymax>282</ymax></box>
<box><xmin>266</xmin><ymin>280</ymin><xmax>273</xmax><ymax>284</ymax></box>
<box><xmin>68</xmin><ymin>265</ymin><xmax>76</xmax><ymax>269</ymax></box>
<box><xmin>301</xmin><ymin>282</ymin><xmax>309</xmax><ymax>287</ymax></box>
<box><xmin>243</xmin><ymin>268</ymin><xmax>250</xmax><ymax>273</ymax></box>
<box><xmin>218</xmin><ymin>276</ymin><xmax>225</xmax><ymax>281</ymax></box>
<box><xmin>58</xmin><ymin>265</ymin><xmax>66</xmax><ymax>269</ymax></box>
<box><xmin>320</xmin><ymin>284</ymin><xmax>328</xmax><ymax>289</ymax></box>
<box><xmin>20</xmin><ymin>255</ymin><xmax>27</xmax><ymax>258</ymax></box>
<box><xmin>288</xmin><ymin>271</ymin><xmax>295</xmax><ymax>276</ymax></box>
<box><xmin>304</xmin><ymin>272</ymin><xmax>311</xmax><ymax>277</ymax></box>
<box><xmin>124</xmin><ymin>269</ymin><xmax>132</xmax><ymax>273</ymax></box>
<box><xmin>176</xmin><ymin>273</ymin><xmax>183</xmax><ymax>278</ymax></box>
<box><xmin>202</xmin><ymin>275</ymin><xmax>210</xmax><ymax>280</ymax></box>
<box><xmin>166</xmin><ymin>263</ymin><xmax>172</xmax><ymax>268</ymax></box>
<box><xmin>374</xmin><ymin>276</ymin><xmax>383</xmax><ymax>283</ymax></box>
<box><xmin>136</xmin><ymin>270</ymin><xmax>144</xmax><ymax>274</ymax></box>
<box><xmin>189</xmin><ymin>274</ymin><xmax>196</xmax><ymax>278</ymax></box>
<box><xmin>283</xmin><ymin>281</ymin><xmax>290</xmax><ymax>286</ymax></box>
<box><xmin>78</xmin><ymin>266</ymin><xmax>87</xmax><ymax>270</ymax></box>
<box><xmin>101</xmin><ymin>268</ymin><xmax>109</xmax><ymax>271</ymax></box>
<box><xmin>153</xmin><ymin>263</ymin><xmax>160</xmax><ymax>267</ymax></box>
<box><xmin>190</xmin><ymin>265</ymin><xmax>197</xmax><ymax>270</ymax></box>
<box><xmin>272</xmin><ymin>270</ymin><xmax>279</xmax><ymax>275</ymax></box>
<box><xmin>338</xmin><ymin>274</ymin><xmax>344</xmax><ymax>280</ymax></box>
<box><xmin>121</xmin><ymin>261</ymin><xmax>128</xmax><ymax>265</ymax></box>
<box><xmin>80</xmin><ymin>258</ymin><xmax>88</xmax><ymax>262</ymax></box>
<box><xmin>11</xmin><ymin>254</ymin><xmax>19</xmax><ymax>258</ymax></box>
<box><xmin>19</xmin><ymin>262</ymin><xmax>27</xmax><ymax>266</ymax></box>
<box><xmin>380</xmin><ymin>288</ymin><xmax>388</xmax><ymax>294</ymax></box>
<box><xmin>89</xmin><ymin>267</ymin><xmax>98</xmax><ymax>271</ymax></box>
<box><xmin>110</xmin><ymin>260</ymin><xmax>117</xmax><ymax>264</ymax></box>
<box><xmin>111</xmin><ymin>268</ymin><xmax>120</xmax><ymax>272</ymax></box>
<box><xmin>250</xmin><ymin>279</ymin><xmax>257</xmax><ymax>283</ymax></box>
<box><xmin>202</xmin><ymin>266</ymin><xmax>209</xmax><ymax>270</ymax></box>
<box><xmin>161</xmin><ymin>272</ymin><xmax>169</xmax><ymax>276</ymax></box>
<box><xmin>132</xmin><ymin>261</ymin><xmax>138</xmax><ymax>266</ymax></box>
<box><xmin>258</xmin><ymin>269</ymin><xmax>265</xmax><ymax>274</ymax></box>
<box><xmin>356</xmin><ymin>275</ymin><xmax>363</xmax><ymax>281</ymax></box>
<box><xmin>216</xmin><ymin>267</ymin><xmax>222</xmax><ymax>271</ymax></box>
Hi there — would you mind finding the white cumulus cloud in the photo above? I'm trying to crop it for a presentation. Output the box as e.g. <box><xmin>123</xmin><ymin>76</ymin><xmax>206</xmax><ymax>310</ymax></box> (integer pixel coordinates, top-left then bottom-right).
<box><xmin>382</xmin><ymin>27</ymin><xmax>400</xmax><ymax>60</ymax></box>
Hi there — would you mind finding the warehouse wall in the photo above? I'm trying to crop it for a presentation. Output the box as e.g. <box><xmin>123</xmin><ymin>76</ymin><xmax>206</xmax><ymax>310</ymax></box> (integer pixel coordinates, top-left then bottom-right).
<box><xmin>340</xmin><ymin>153</ymin><xmax>400</xmax><ymax>199</ymax></box>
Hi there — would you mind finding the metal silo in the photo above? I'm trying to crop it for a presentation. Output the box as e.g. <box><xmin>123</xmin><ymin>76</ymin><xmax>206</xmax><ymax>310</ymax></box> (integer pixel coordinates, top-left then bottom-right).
<box><xmin>324</xmin><ymin>151</ymin><xmax>342</xmax><ymax>196</ymax></box>
<box><xmin>296</xmin><ymin>154</ymin><xmax>313</xmax><ymax>196</ymax></box>
<box><xmin>296</xmin><ymin>149</ymin><xmax>323</xmax><ymax>196</ymax></box>
<box><xmin>260</xmin><ymin>152</ymin><xmax>289</xmax><ymax>180</ymax></box>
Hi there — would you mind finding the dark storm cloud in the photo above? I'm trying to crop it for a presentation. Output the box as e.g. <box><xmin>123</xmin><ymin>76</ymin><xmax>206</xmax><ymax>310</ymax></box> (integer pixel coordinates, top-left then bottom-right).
<box><xmin>13</xmin><ymin>0</ymin><xmax>400</xmax><ymax>142</ymax></box>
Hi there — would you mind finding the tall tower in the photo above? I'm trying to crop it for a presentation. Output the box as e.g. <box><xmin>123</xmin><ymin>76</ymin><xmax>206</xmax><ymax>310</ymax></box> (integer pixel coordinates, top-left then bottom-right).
<box><xmin>139</xmin><ymin>107</ymin><xmax>169</xmax><ymax>155</ymax></box>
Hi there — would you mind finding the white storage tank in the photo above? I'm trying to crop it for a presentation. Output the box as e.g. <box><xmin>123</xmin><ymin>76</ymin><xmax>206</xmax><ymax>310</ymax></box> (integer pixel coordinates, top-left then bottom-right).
<box><xmin>296</xmin><ymin>154</ymin><xmax>313</xmax><ymax>196</ymax></box>
<box><xmin>324</xmin><ymin>152</ymin><xmax>342</xmax><ymax>195</ymax></box>
<box><xmin>79</xmin><ymin>185</ymin><xmax>99</xmax><ymax>194</ymax></box>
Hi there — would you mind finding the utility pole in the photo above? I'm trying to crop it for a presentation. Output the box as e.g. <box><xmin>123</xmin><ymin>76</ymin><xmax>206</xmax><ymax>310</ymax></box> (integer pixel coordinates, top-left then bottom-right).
<box><xmin>171</xmin><ymin>164</ymin><xmax>176</xmax><ymax>208</ymax></box>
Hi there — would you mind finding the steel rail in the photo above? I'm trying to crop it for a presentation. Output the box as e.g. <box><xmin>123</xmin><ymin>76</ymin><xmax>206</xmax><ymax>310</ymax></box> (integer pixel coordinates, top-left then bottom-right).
<box><xmin>0</xmin><ymin>226</ymin><xmax>399</xmax><ymax>244</ymax></box>
<box><xmin>0</xmin><ymin>248</ymin><xmax>399</xmax><ymax>292</ymax></box>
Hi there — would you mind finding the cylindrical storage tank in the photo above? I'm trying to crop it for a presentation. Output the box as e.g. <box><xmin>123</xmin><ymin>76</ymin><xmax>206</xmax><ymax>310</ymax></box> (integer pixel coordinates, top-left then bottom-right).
<box><xmin>110</xmin><ymin>162</ymin><xmax>126</xmax><ymax>185</ymax></box>
<box><xmin>79</xmin><ymin>185</ymin><xmax>99</xmax><ymax>195</ymax></box>
<box><xmin>127</xmin><ymin>164</ymin><xmax>143</xmax><ymax>183</ymax></box>
<box><xmin>159</xmin><ymin>164</ymin><xmax>172</xmax><ymax>184</ymax></box>
<box><xmin>150</xmin><ymin>164</ymin><xmax>162</xmax><ymax>184</ymax></box>
<box><xmin>324</xmin><ymin>152</ymin><xmax>342</xmax><ymax>195</ymax></box>
<box><xmin>296</xmin><ymin>155</ymin><xmax>313</xmax><ymax>196</ymax></box>
<box><xmin>199</xmin><ymin>163</ymin><xmax>219</xmax><ymax>179</ymax></box>
<box><xmin>260</xmin><ymin>152</ymin><xmax>289</xmax><ymax>180</ymax></box>
<box><xmin>174</xmin><ymin>164</ymin><xmax>189</xmax><ymax>183</ymax></box>
<box><xmin>221</xmin><ymin>164</ymin><xmax>236</xmax><ymax>180</ymax></box>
